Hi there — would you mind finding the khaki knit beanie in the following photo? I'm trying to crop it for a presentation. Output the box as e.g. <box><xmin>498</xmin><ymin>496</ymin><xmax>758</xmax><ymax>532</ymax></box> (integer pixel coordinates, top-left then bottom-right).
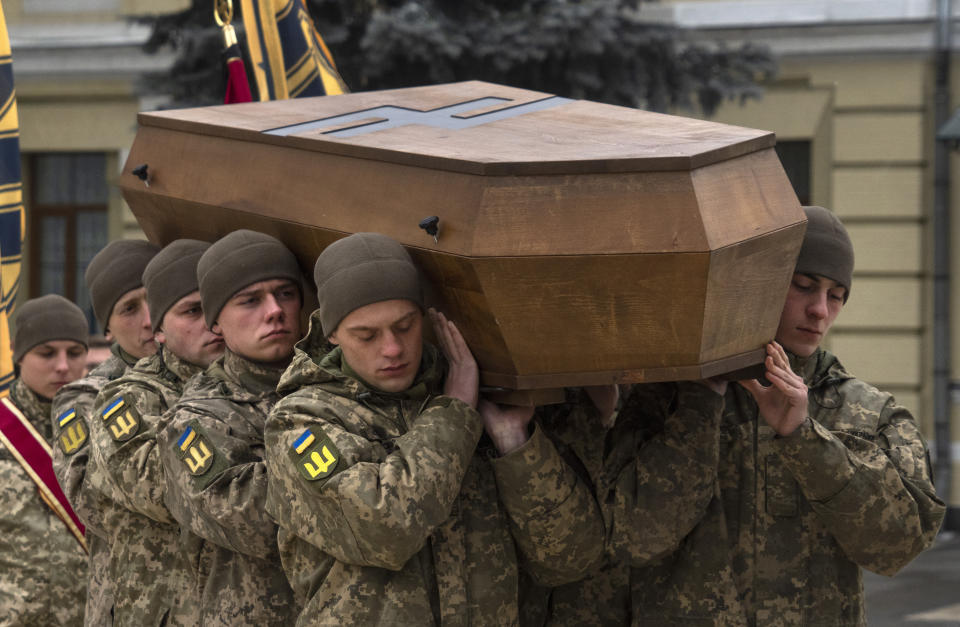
<box><xmin>795</xmin><ymin>206</ymin><xmax>855</xmax><ymax>301</ymax></box>
<box><xmin>313</xmin><ymin>232</ymin><xmax>423</xmax><ymax>336</ymax></box>
<box><xmin>197</xmin><ymin>230</ymin><xmax>302</xmax><ymax>329</ymax></box>
<box><xmin>143</xmin><ymin>239</ymin><xmax>210</xmax><ymax>332</ymax></box>
<box><xmin>13</xmin><ymin>294</ymin><xmax>89</xmax><ymax>363</ymax></box>
<box><xmin>85</xmin><ymin>240</ymin><xmax>160</xmax><ymax>331</ymax></box>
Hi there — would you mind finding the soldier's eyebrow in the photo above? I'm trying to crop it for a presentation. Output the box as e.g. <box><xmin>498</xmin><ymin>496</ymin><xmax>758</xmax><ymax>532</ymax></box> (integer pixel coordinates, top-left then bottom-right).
<box><xmin>344</xmin><ymin>310</ymin><xmax>418</xmax><ymax>333</ymax></box>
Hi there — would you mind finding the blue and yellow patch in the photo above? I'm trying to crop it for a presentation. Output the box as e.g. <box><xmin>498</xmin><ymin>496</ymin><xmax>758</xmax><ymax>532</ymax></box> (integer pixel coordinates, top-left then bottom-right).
<box><xmin>176</xmin><ymin>424</ymin><xmax>215</xmax><ymax>476</ymax></box>
<box><xmin>57</xmin><ymin>408</ymin><xmax>87</xmax><ymax>455</ymax></box>
<box><xmin>289</xmin><ymin>428</ymin><xmax>339</xmax><ymax>482</ymax></box>
<box><xmin>101</xmin><ymin>396</ymin><xmax>140</xmax><ymax>442</ymax></box>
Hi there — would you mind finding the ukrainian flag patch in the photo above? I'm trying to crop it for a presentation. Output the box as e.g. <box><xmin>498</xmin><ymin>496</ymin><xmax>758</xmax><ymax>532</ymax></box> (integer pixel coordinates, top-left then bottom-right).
<box><xmin>289</xmin><ymin>428</ymin><xmax>339</xmax><ymax>483</ymax></box>
<box><xmin>57</xmin><ymin>408</ymin><xmax>87</xmax><ymax>455</ymax></box>
<box><xmin>100</xmin><ymin>396</ymin><xmax>140</xmax><ymax>442</ymax></box>
<box><xmin>176</xmin><ymin>423</ymin><xmax>216</xmax><ymax>476</ymax></box>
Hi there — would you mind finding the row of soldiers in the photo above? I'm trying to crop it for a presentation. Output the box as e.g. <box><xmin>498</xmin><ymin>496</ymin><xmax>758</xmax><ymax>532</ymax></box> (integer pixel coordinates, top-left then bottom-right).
<box><xmin>1</xmin><ymin>206</ymin><xmax>946</xmax><ymax>625</ymax></box>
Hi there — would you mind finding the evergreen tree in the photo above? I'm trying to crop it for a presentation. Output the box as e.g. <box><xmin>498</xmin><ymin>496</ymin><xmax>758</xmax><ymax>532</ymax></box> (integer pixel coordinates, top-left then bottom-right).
<box><xmin>140</xmin><ymin>0</ymin><xmax>775</xmax><ymax>114</ymax></box>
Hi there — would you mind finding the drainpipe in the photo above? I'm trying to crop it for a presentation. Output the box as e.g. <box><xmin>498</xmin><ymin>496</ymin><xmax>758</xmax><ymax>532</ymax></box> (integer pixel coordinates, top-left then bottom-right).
<box><xmin>933</xmin><ymin>0</ymin><xmax>953</xmax><ymax>518</ymax></box>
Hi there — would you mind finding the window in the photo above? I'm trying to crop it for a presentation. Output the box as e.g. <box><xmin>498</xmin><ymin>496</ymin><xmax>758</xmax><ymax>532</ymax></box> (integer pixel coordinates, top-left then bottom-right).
<box><xmin>28</xmin><ymin>153</ymin><xmax>109</xmax><ymax>332</ymax></box>
<box><xmin>775</xmin><ymin>140</ymin><xmax>812</xmax><ymax>206</ymax></box>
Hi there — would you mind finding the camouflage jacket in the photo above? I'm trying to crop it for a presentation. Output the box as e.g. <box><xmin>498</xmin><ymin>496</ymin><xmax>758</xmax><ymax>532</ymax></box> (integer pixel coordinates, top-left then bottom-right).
<box><xmin>86</xmin><ymin>347</ymin><xmax>202</xmax><ymax>627</ymax></box>
<box><xmin>1</xmin><ymin>379</ymin><xmax>86</xmax><ymax>626</ymax></box>
<box><xmin>51</xmin><ymin>344</ymin><xmax>136</xmax><ymax>627</ymax></box>
<box><xmin>631</xmin><ymin>348</ymin><xmax>946</xmax><ymax>626</ymax></box>
<box><xmin>264</xmin><ymin>315</ymin><xmax>519</xmax><ymax>626</ymax></box>
<box><xmin>522</xmin><ymin>381</ymin><xmax>726</xmax><ymax>626</ymax></box>
<box><xmin>157</xmin><ymin>349</ymin><xmax>297</xmax><ymax>626</ymax></box>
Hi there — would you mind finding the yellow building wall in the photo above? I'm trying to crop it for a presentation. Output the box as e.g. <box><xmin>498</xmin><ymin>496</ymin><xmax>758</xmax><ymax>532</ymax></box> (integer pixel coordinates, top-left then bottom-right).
<box><xmin>707</xmin><ymin>53</ymin><xmax>960</xmax><ymax>505</ymax></box>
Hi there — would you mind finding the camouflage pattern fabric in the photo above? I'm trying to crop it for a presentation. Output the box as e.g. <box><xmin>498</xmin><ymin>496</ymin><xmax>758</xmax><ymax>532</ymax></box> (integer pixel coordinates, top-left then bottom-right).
<box><xmin>52</xmin><ymin>345</ymin><xmax>136</xmax><ymax>627</ymax></box>
<box><xmin>519</xmin><ymin>381</ymin><xmax>726</xmax><ymax>626</ymax></box>
<box><xmin>1</xmin><ymin>378</ymin><xmax>86</xmax><ymax>625</ymax></box>
<box><xmin>157</xmin><ymin>349</ymin><xmax>297</xmax><ymax>626</ymax></box>
<box><xmin>630</xmin><ymin>348</ymin><xmax>945</xmax><ymax>625</ymax></box>
<box><xmin>85</xmin><ymin>346</ymin><xmax>202</xmax><ymax>626</ymax></box>
<box><xmin>264</xmin><ymin>313</ymin><xmax>519</xmax><ymax>626</ymax></box>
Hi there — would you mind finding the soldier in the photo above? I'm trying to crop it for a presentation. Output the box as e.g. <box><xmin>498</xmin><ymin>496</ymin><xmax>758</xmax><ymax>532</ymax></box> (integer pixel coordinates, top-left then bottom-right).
<box><xmin>263</xmin><ymin>232</ymin><xmax>522</xmax><ymax>625</ymax></box>
<box><xmin>51</xmin><ymin>239</ymin><xmax>159</xmax><ymax>626</ymax></box>
<box><xmin>485</xmin><ymin>367</ymin><xmax>728</xmax><ymax>626</ymax></box>
<box><xmin>1</xmin><ymin>295</ymin><xmax>89</xmax><ymax>625</ymax></box>
<box><xmin>630</xmin><ymin>206</ymin><xmax>946</xmax><ymax>624</ymax></box>
<box><xmin>157</xmin><ymin>230</ymin><xmax>301</xmax><ymax>624</ymax></box>
<box><xmin>86</xmin><ymin>239</ymin><xmax>223</xmax><ymax>626</ymax></box>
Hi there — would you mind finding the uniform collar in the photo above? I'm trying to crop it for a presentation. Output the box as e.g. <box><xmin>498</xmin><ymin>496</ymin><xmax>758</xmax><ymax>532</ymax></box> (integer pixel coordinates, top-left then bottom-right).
<box><xmin>222</xmin><ymin>348</ymin><xmax>286</xmax><ymax>396</ymax></box>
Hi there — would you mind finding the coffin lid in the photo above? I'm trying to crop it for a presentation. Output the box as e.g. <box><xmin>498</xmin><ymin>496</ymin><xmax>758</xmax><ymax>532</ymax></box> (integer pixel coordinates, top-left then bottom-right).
<box><xmin>137</xmin><ymin>81</ymin><xmax>774</xmax><ymax>177</ymax></box>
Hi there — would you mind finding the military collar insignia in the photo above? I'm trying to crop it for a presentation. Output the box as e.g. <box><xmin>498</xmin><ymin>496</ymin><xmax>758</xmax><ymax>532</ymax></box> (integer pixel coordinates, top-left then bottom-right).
<box><xmin>101</xmin><ymin>395</ymin><xmax>141</xmax><ymax>442</ymax></box>
<box><xmin>56</xmin><ymin>408</ymin><xmax>87</xmax><ymax>455</ymax></box>
<box><xmin>290</xmin><ymin>428</ymin><xmax>340</xmax><ymax>483</ymax></box>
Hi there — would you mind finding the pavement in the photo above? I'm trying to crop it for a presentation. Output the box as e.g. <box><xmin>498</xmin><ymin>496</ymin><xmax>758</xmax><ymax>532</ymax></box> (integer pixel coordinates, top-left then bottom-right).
<box><xmin>864</xmin><ymin>531</ymin><xmax>960</xmax><ymax>626</ymax></box>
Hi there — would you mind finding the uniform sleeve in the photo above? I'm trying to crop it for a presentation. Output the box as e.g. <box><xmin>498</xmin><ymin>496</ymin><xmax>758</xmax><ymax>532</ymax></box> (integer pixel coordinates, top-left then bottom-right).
<box><xmin>86</xmin><ymin>382</ymin><xmax>173</xmax><ymax>524</ymax></box>
<box><xmin>773</xmin><ymin>397</ymin><xmax>946</xmax><ymax>576</ymax></box>
<box><xmin>158</xmin><ymin>402</ymin><xmax>277</xmax><ymax>560</ymax></box>
<box><xmin>490</xmin><ymin>421</ymin><xmax>605</xmax><ymax>587</ymax></box>
<box><xmin>264</xmin><ymin>392</ymin><xmax>483</xmax><ymax>571</ymax></box>
<box><xmin>51</xmin><ymin>382</ymin><xmax>97</xmax><ymax>514</ymax></box>
<box><xmin>605</xmin><ymin>382</ymin><xmax>725</xmax><ymax>566</ymax></box>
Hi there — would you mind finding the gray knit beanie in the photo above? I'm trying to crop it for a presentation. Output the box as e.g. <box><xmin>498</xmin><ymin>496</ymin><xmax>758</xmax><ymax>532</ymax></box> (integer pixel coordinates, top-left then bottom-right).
<box><xmin>795</xmin><ymin>206</ymin><xmax>855</xmax><ymax>301</ymax></box>
<box><xmin>313</xmin><ymin>232</ymin><xmax>423</xmax><ymax>336</ymax></box>
<box><xmin>197</xmin><ymin>230</ymin><xmax>302</xmax><ymax>328</ymax></box>
<box><xmin>13</xmin><ymin>294</ymin><xmax>89</xmax><ymax>363</ymax></box>
<box><xmin>85</xmin><ymin>240</ymin><xmax>160</xmax><ymax>331</ymax></box>
<box><xmin>143</xmin><ymin>239</ymin><xmax>210</xmax><ymax>332</ymax></box>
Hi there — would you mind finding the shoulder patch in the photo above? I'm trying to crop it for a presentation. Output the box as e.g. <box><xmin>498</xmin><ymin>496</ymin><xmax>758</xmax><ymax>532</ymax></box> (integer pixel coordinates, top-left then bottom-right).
<box><xmin>56</xmin><ymin>408</ymin><xmax>88</xmax><ymax>455</ymax></box>
<box><xmin>289</xmin><ymin>428</ymin><xmax>340</xmax><ymax>483</ymax></box>
<box><xmin>101</xmin><ymin>395</ymin><xmax>141</xmax><ymax>442</ymax></box>
<box><xmin>176</xmin><ymin>424</ymin><xmax>217</xmax><ymax>476</ymax></box>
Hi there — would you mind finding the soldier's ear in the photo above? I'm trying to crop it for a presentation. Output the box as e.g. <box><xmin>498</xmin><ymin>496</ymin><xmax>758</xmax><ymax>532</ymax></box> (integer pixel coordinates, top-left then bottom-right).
<box><xmin>155</xmin><ymin>330</ymin><xmax>167</xmax><ymax>345</ymax></box>
<box><xmin>211</xmin><ymin>322</ymin><xmax>222</xmax><ymax>335</ymax></box>
<box><xmin>327</xmin><ymin>330</ymin><xmax>339</xmax><ymax>346</ymax></box>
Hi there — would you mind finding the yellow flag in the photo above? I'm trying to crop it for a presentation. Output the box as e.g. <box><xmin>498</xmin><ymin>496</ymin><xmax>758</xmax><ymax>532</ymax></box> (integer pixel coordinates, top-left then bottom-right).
<box><xmin>0</xmin><ymin>3</ymin><xmax>23</xmax><ymax>397</ymax></box>
<box><xmin>239</xmin><ymin>0</ymin><xmax>348</xmax><ymax>100</ymax></box>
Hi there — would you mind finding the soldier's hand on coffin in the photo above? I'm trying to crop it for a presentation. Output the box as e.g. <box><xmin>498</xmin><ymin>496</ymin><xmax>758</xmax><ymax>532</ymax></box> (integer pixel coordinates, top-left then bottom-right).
<box><xmin>584</xmin><ymin>384</ymin><xmax>620</xmax><ymax>425</ymax></box>
<box><xmin>478</xmin><ymin>399</ymin><xmax>534</xmax><ymax>455</ymax></box>
<box><xmin>738</xmin><ymin>342</ymin><xmax>808</xmax><ymax>437</ymax></box>
<box><xmin>429</xmin><ymin>308</ymin><xmax>479</xmax><ymax>409</ymax></box>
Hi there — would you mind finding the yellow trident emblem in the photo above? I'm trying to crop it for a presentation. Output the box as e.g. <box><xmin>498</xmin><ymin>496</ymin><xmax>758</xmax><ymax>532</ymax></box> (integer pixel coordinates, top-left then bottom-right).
<box><xmin>110</xmin><ymin>411</ymin><xmax>138</xmax><ymax>440</ymax></box>
<box><xmin>303</xmin><ymin>446</ymin><xmax>337</xmax><ymax>479</ymax></box>
<box><xmin>185</xmin><ymin>440</ymin><xmax>213</xmax><ymax>474</ymax></box>
<box><xmin>59</xmin><ymin>422</ymin><xmax>87</xmax><ymax>455</ymax></box>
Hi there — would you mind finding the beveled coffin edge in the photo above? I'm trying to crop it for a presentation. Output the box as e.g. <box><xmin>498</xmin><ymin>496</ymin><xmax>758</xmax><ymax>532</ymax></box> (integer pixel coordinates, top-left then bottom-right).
<box><xmin>479</xmin><ymin>346</ymin><xmax>768</xmax><ymax>390</ymax></box>
<box><xmin>134</xmin><ymin>81</ymin><xmax>776</xmax><ymax>177</ymax></box>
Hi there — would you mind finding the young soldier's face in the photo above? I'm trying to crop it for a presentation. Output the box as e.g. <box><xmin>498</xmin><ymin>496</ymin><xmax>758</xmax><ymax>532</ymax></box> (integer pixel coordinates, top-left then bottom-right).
<box><xmin>18</xmin><ymin>340</ymin><xmax>87</xmax><ymax>399</ymax></box>
<box><xmin>107</xmin><ymin>287</ymin><xmax>158</xmax><ymax>360</ymax></box>
<box><xmin>156</xmin><ymin>290</ymin><xmax>225</xmax><ymax>368</ymax></box>
<box><xmin>329</xmin><ymin>299</ymin><xmax>423</xmax><ymax>394</ymax></box>
<box><xmin>214</xmin><ymin>279</ymin><xmax>302</xmax><ymax>365</ymax></box>
<box><xmin>775</xmin><ymin>273</ymin><xmax>846</xmax><ymax>358</ymax></box>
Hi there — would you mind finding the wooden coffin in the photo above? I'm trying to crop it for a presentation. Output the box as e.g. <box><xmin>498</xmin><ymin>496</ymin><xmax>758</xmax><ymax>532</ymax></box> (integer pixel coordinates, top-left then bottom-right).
<box><xmin>119</xmin><ymin>81</ymin><xmax>805</xmax><ymax>401</ymax></box>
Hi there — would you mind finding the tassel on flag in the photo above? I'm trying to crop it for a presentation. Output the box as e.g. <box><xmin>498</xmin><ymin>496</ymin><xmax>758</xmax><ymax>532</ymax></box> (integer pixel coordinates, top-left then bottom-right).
<box><xmin>216</xmin><ymin>0</ymin><xmax>253</xmax><ymax>104</ymax></box>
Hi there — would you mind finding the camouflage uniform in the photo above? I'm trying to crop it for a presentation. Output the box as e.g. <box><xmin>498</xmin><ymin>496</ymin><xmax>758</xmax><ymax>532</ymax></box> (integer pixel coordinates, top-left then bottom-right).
<box><xmin>517</xmin><ymin>381</ymin><xmax>726</xmax><ymax>626</ymax></box>
<box><xmin>85</xmin><ymin>346</ymin><xmax>202</xmax><ymax>626</ymax></box>
<box><xmin>1</xmin><ymin>378</ymin><xmax>87</xmax><ymax>626</ymax></box>
<box><xmin>631</xmin><ymin>349</ymin><xmax>946</xmax><ymax>625</ymax></box>
<box><xmin>264</xmin><ymin>316</ymin><xmax>519</xmax><ymax>626</ymax></box>
<box><xmin>52</xmin><ymin>344</ymin><xmax>137</xmax><ymax>626</ymax></box>
<box><xmin>157</xmin><ymin>349</ymin><xmax>297</xmax><ymax>625</ymax></box>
